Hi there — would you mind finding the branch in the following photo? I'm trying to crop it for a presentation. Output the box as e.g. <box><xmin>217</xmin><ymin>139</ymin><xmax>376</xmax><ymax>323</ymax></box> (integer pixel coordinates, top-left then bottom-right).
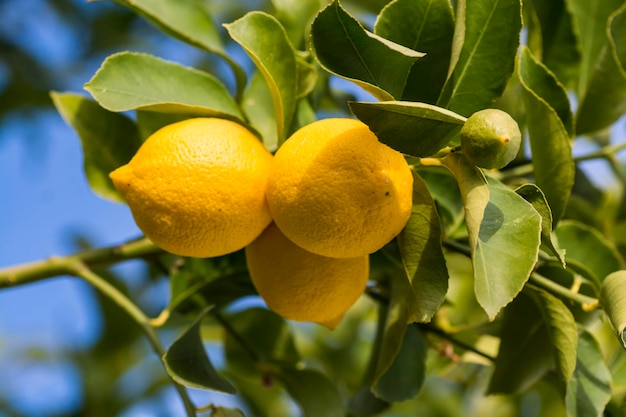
<box><xmin>0</xmin><ymin>237</ymin><xmax>162</xmax><ymax>289</ymax></box>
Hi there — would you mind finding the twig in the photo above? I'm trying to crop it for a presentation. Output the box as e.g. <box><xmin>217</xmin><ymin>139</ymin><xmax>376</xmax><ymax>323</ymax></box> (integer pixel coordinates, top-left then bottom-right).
<box><xmin>0</xmin><ymin>237</ymin><xmax>162</xmax><ymax>288</ymax></box>
<box><xmin>69</xmin><ymin>260</ymin><xmax>197</xmax><ymax>417</ymax></box>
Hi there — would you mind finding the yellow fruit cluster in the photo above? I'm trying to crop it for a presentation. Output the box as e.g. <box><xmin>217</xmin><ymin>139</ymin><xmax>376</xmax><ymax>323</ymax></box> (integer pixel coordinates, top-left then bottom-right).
<box><xmin>110</xmin><ymin>117</ymin><xmax>413</xmax><ymax>328</ymax></box>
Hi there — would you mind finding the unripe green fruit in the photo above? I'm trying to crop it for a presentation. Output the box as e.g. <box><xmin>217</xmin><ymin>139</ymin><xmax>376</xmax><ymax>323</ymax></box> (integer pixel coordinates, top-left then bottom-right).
<box><xmin>460</xmin><ymin>109</ymin><xmax>522</xmax><ymax>169</ymax></box>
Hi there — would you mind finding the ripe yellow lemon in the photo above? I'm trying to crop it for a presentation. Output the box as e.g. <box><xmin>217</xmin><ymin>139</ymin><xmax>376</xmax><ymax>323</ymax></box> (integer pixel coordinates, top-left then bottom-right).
<box><xmin>266</xmin><ymin>118</ymin><xmax>413</xmax><ymax>258</ymax></box>
<box><xmin>109</xmin><ymin>117</ymin><xmax>273</xmax><ymax>258</ymax></box>
<box><xmin>245</xmin><ymin>223</ymin><xmax>369</xmax><ymax>329</ymax></box>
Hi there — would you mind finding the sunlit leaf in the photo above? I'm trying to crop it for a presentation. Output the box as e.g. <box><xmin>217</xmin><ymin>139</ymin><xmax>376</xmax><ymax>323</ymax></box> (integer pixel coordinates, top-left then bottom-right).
<box><xmin>442</xmin><ymin>154</ymin><xmax>542</xmax><ymax>319</ymax></box>
<box><xmin>278</xmin><ymin>368</ymin><xmax>345</xmax><ymax>417</ymax></box>
<box><xmin>163</xmin><ymin>308</ymin><xmax>236</xmax><ymax>393</ymax></box>
<box><xmin>575</xmin><ymin>4</ymin><xmax>626</xmax><ymax>134</ymax></box>
<box><xmin>566</xmin><ymin>331</ymin><xmax>612</xmax><ymax>417</ymax></box>
<box><xmin>372</xmin><ymin>324</ymin><xmax>426</xmax><ymax>402</ymax></box>
<box><xmin>374</xmin><ymin>0</ymin><xmax>455</xmax><ymax>103</ymax></box>
<box><xmin>242</xmin><ymin>72</ymin><xmax>278</xmax><ymax>150</ymax></box>
<box><xmin>51</xmin><ymin>92</ymin><xmax>141</xmax><ymax>202</ymax></box>
<box><xmin>272</xmin><ymin>0</ymin><xmax>323</xmax><ymax>48</ymax></box>
<box><xmin>523</xmin><ymin>0</ymin><xmax>581</xmax><ymax>89</ymax></box>
<box><xmin>516</xmin><ymin>183</ymin><xmax>566</xmax><ymax>266</ymax></box>
<box><xmin>600</xmin><ymin>270</ymin><xmax>626</xmax><ymax>348</ymax></box>
<box><xmin>108</xmin><ymin>0</ymin><xmax>246</xmax><ymax>97</ymax></box>
<box><xmin>225</xmin><ymin>12</ymin><xmax>298</xmax><ymax>143</ymax></box>
<box><xmin>396</xmin><ymin>172</ymin><xmax>449</xmax><ymax>322</ymax></box>
<box><xmin>565</xmin><ymin>0</ymin><xmax>623</xmax><ymax>97</ymax></box>
<box><xmin>526</xmin><ymin>286</ymin><xmax>578</xmax><ymax>397</ymax></box>
<box><xmin>438</xmin><ymin>0</ymin><xmax>522</xmax><ymax>116</ymax></box>
<box><xmin>85</xmin><ymin>52</ymin><xmax>244</xmax><ymax>120</ymax></box>
<box><xmin>310</xmin><ymin>0</ymin><xmax>423</xmax><ymax>101</ymax></box>
<box><xmin>519</xmin><ymin>47</ymin><xmax>575</xmax><ymax>223</ymax></box>
<box><xmin>349</xmin><ymin>101</ymin><xmax>466</xmax><ymax>157</ymax></box>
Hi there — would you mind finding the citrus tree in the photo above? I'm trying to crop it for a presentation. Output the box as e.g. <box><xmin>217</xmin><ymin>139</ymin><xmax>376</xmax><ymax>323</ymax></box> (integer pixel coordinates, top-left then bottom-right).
<box><xmin>3</xmin><ymin>0</ymin><xmax>626</xmax><ymax>416</ymax></box>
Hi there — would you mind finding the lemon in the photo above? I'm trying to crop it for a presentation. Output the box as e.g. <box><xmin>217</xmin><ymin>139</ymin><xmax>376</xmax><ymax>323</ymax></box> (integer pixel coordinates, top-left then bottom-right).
<box><xmin>245</xmin><ymin>223</ymin><xmax>369</xmax><ymax>329</ymax></box>
<box><xmin>109</xmin><ymin>117</ymin><xmax>273</xmax><ymax>258</ymax></box>
<box><xmin>460</xmin><ymin>109</ymin><xmax>522</xmax><ymax>169</ymax></box>
<box><xmin>266</xmin><ymin>118</ymin><xmax>413</xmax><ymax>258</ymax></box>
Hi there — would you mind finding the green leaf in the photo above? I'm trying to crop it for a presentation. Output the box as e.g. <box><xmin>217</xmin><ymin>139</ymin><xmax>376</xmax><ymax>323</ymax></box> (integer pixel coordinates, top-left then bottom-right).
<box><xmin>372</xmin><ymin>324</ymin><xmax>426</xmax><ymax>402</ymax></box>
<box><xmin>523</xmin><ymin>0</ymin><xmax>581</xmax><ymax>89</ymax></box>
<box><xmin>242</xmin><ymin>72</ymin><xmax>278</xmax><ymax>150</ymax></box>
<box><xmin>277</xmin><ymin>368</ymin><xmax>345</xmax><ymax>417</ymax></box>
<box><xmin>555</xmin><ymin>221</ymin><xmax>624</xmax><ymax>286</ymax></box>
<box><xmin>163</xmin><ymin>308</ymin><xmax>236</xmax><ymax>393</ymax></box>
<box><xmin>437</xmin><ymin>0</ymin><xmax>522</xmax><ymax>116</ymax></box>
<box><xmin>272</xmin><ymin>0</ymin><xmax>323</xmax><ymax>48</ymax></box>
<box><xmin>225</xmin><ymin>12</ymin><xmax>298</xmax><ymax>143</ymax></box>
<box><xmin>396</xmin><ymin>172</ymin><xmax>449</xmax><ymax>323</ymax></box>
<box><xmin>85</xmin><ymin>52</ymin><xmax>243</xmax><ymax>120</ymax></box>
<box><xmin>223</xmin><ymin>308</ymin><xmax>300</xmax><ymax>376</ymax></box>
<box><xmin>108</xmin><ymin>0</ymin><xmax>246</xmax><ymax>98</ymax></box>
<box><xmin>442</xmin><ymin>154</ymin><xmax>542</xmax><ymax>319</ymax></box>
<box><xmin>518</xmin><ymin>46</ymin><xmax>575</xmax><ymax>223</ymax></box>
<box><xmin>515</xmin><ymin>183</ymin><xmax>566</xmax><ymax>266</ymax></box>
<box><xmin>526</xmin><ymin>286</ymin><xmax>578</xmax><ymax>397</ymax></box>
<box><xmin>374</xmin><ymin>0</ymin><xmax>455</xmax><ymax>103</ymax></box>
<box><xmin>349</xmin><ymin>101</ymin><xmax>466</xmax><ymax>157</ymax></box>
<box><xmin>210</xmin><ymin>407</ymin><xmax>246</xmax><ymax>417</ymax></box>
<box><xmin>575</xmin><ymin>4</ymin><xmax>626</xmax><ymax>134</ymax></box>
<box><xmin>488</xmin><ymin>291</ymin><xmax>557</xmax><ymax>395</ymax></box>
<box><xmin>566</xmin><ymin>331</ymin><xmax>612</xmax><ymax>417</ymax></box>
<box><xmin>600</xmin><ymin>270</ymin><xmax>626</xmax><ymax>348</ymax></box>
<box><xmin>566</xmin><ymin>0</ymin><xmax>623</xmax><ymax>97</ymax></box>
<box><xmin>310</xmin><ymin>0</ymin><xmax>424</xmax><ymax>101</ymax></box>
<box><xmin>50</xmin><ymin>92</ymin><xmax>141</xmax><ymax>202</ymax></box>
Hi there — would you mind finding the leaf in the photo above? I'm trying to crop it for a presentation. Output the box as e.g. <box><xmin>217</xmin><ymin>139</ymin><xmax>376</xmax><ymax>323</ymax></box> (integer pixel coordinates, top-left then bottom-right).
<box><xmin>372</xmin><ymin>324</ymin><xmax>426</xmax><ymax>402</ymax></box>
<box><xmin>518</xmin><ymin>46</ymin><xmax>575</xmax><ymax>223</ymax></box>
<box><xmin>515</xmin><ymin>183</ymin><xmax>566</xmax><ymax>266</ymax></box>
<box><xmin>272</xmin><ymin>0</ymin><xmax>323</xmax><ymax>48</ymax></box>
<box><xmin>555</xmin><ymin>221</ymin><xmax>624</xmax><ymax>286</ymax></box>
<box><xmin>163</xmin><ymin>308</ymin><xmax>236</xmax><ymax>393</ymax></box>
<box><xmin>566</xmin><ymin>331</ymin><xmax>613</xmax><ymax>417</ymax></box>
<box><xmin>575</xmin><ymin>4</ymin><xmax>626</xmax><ymax>134</ymax></box>
<box><xmin>600</xmin><ymin>270</ymin><xmax>626</xmax><ymax>348</ymax></box>
<box><xmin>442</xmin><ymin>154</ymin><xmax>542</xmax><ymax>319</ymax></box>
<box><xmin>396</xmin><ymin>172</ymin><xmax>449</xmax><ymax>323</ymax></box>
<box><xmin>310</xmin><ymin>0</ymin><xmax>424</xmax><ymax>101</ymax></box>
<box><xmin>224</xmin><ymin>12</ymin><xmax>298</xmax><ymax>143</ymax></box>
<box><xmin>85</xmin><ymin>52</ymin><xmax>244</xmax><ymax>120</ymax></box>
<box><xmin>108</xmin><ymin>0</ymin><xmax>246</xmax><ymax>97</ymax></box>
<box><xmin>349</xmin><ymin>101</ymin><xmax>466</xmax><ymax>157</ymax></box>
<box><xmin>488</xmin><ymin>291</ymin><xmax>558</xmax><ymax>394</ymax></box>
<box><xmin>210</xmin><ymin>407</ymin><xmax>246</xmax><ymax>417</ymax></box>
<box><xmin>50</xmin><ymin>92</ymin><xmax>142</xmax><ymax>202</ymax></box>
<box><xmin>242</xmin><ymin>72</ymin><xmax>278</xmax><ymax>150</ymax></box>
<box><xmin>437</xmin><ymin>0</ymin><xmax>522</xmax><ymax>116</ymax></box>
<box><xmin>223</xmin><ymin>308</ymin><xmax>300</xmax><ymax>376</ymax></box>
<box><xmin>523</xmin><ymin>0</ymin><xmax>581</xmax><ymax>89</ymax></box>
<box><xmin>565</xmin><ymin>0</ymin><xmax>623</xmax><ymax>97</ymax></box>
<box><xmin>374</xmin><ymin>0</ymin><xmax>455</xmax><ymax>103</ymax></box>
<box><xmin>526</xmin><ymin>286</ymin><xmax>578</xmax><ymax>397</ymax></box>
<box><xmin>277</xmin><ymin>368</ymin><xmax>345</xmax><ymax>417</ymax></box>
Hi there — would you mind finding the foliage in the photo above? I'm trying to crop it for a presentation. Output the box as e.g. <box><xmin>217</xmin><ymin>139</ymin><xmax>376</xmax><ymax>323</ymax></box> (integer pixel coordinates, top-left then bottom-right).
<box><xmin>3</xmin><ymin>0</ymin><xmax>626</xmax><ymax>416</ymax></box>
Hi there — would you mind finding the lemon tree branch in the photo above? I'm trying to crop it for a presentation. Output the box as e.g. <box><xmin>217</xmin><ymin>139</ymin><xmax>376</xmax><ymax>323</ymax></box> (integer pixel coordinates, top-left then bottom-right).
<box><xmin>0</xmin><ymin>237</ymin><xmax>162</xmax><ymax>289</ymax></box>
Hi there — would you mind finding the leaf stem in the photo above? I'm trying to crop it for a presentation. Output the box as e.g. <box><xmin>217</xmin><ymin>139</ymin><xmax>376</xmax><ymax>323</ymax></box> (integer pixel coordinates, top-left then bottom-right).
<box><xmin>69</xmin><ymin>260</ymin><xmax>198</xmax><ymax>417</ymax></box>
<box><xmin>0</xmin><ymin>237</ymin><xmax>163</xmax><ymax>289</ymax></box>
<box><xmin>529</xmin><ymin>272</ymin><xmax>599</xmax><ymax>311</ymax></box>
<box><xmin>212</xmin><ymin>310</ymin><xmax>264</xmax><ymax>363</ymax></box>
<box><xmin>416</xmin><ymin>323</ymin><xmax>495</xmax><ymax>362</ymax></box>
